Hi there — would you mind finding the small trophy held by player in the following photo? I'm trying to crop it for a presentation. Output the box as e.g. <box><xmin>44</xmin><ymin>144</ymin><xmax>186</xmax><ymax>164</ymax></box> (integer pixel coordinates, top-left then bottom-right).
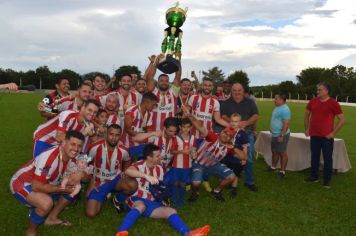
<box><xmin>157</xmin><ymin>2</ymin><xmax>188</xmax><ymax>74</ymax></box>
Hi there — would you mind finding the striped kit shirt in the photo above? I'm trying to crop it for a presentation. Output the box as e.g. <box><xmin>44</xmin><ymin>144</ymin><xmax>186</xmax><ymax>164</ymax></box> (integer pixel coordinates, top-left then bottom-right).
<box><xmin>151</xmin><ymin>87</ymin><xmax>177</xmax><ymax>131</ymax></box>
<box><xmin>171</xmin><ymin>134</ymin><xmax>197</xmax><ymax>168</ymax></box>
<box><xmin>88</xmin><ymin>140</ymin><xmax>130</xmax><ymax>186</ymax></box>
<box><xmin>188</xmin><ymin>95</ymin><xmax>220</xmax><ymax>139</ymax></box>
<box><xmin>195</xmin><ymin>131</ymin><xmax>229</xmax><ymax>167</ymax></box>
<box><xmin>126</xmin><ymin>160</ymin><xmax>164</xmax><ymax>206</ymax></box>
<box><xmin>10</xmin><ymin>146</ymin><xmax>71</xmax><ymax>199</ymax></box>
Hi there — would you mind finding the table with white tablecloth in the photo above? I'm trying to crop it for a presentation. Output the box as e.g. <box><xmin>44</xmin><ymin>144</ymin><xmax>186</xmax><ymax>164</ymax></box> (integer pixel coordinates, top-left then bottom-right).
<box><xmin>254</xmin><ymin>131</ymin><xmax>351</xmax><ymax>172</ymax></box>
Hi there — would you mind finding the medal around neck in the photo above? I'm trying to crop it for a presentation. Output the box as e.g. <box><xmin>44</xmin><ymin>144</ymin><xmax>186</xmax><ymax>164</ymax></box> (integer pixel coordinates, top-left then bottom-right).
<box><xmin>157</xmin><ymin>2</ymin><xmax>188</xmax><ymax>74</ymax></box>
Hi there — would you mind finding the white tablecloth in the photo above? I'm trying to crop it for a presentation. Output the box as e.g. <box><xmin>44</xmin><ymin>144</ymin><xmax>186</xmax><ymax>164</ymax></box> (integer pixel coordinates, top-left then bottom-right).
<box><xmin>255</xmin><ymin>131</ymin><xmax>351</xmax><ymax>172</ymax></box>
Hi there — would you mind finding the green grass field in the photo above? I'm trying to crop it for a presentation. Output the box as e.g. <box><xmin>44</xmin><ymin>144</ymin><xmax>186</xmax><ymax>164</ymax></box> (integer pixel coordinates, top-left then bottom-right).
<box><xmin>0</xmin><ymin>93</ymin><xmax>355</xmax><ymax>236</ymax></box>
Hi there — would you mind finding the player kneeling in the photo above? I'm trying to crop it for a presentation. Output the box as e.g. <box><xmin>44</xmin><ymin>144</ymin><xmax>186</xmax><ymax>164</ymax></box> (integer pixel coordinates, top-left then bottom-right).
<box><xmin>10</xmin><ymin>131</ymin><xmax>86</xmax><ymax>236</ymax></box>
<box><xmin>116</xmin><ymin>143</ymin><xmax>210</xmax><ymax>236</ymax></box>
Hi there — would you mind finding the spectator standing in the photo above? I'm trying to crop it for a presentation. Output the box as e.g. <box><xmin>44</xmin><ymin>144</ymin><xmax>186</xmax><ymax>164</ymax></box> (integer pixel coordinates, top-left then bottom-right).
<box><xmin>220</xmin><ymin>83</ymin><xmax>259</xmax><ymax>191</ymax></box>
<box><xmin>304</xmin><ymin>82</ymin><xmax>345</xmax><ymax>188</ymax></box>
<box><xmin>268</xmin><ymin>94</ymin><xmax>291</xmax><ymax>178</ymax></box>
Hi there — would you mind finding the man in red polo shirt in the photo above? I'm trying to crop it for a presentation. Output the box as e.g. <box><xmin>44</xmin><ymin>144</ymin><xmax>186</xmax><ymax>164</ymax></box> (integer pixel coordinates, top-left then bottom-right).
<box><xmin>304</xmin><ymin>82</ymin><xmax>345</xmax><ymax>188</ymax></box>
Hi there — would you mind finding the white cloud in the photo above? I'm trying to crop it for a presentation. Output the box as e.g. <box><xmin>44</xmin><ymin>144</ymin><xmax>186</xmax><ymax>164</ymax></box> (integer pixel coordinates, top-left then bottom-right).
<box><xmin>0</xmin><ymin>0</ymin><xmax>355</xmax><ymax>85</ymax></box>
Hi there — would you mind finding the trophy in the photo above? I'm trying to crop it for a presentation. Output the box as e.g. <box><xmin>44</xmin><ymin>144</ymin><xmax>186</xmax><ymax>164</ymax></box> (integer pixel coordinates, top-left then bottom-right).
<box><xmin>157</xmin><ymin>2</ymin><xmax>188</xmax><ymax>74</ymax></box>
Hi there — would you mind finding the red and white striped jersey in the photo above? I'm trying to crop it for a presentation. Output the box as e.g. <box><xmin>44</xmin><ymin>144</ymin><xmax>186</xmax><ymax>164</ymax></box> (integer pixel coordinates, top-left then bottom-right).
<box><xmin>216</xmin><ymin>91</ymin><xmax>231</xmax><ymax>101</ymax></box>
<box><xmin>88</xmin><ymin>140</ymin><xmax>130</xmax><ymax>186</ymax></box>
<box><xmin>188</xmin><ymin>94</ymin><xmax>220</xmax><ymax>139</ymax></box>
<box><xmin>94</xmin><ymin>94</ymin><xmax>107</xmax><ymax>109</ymax></box>
<box><xmin>106</xmin><ymin>113</ymin><xmax>120</xmax><ymax>126</ymax></box>
<box><xmin>172</xmin><ymin>134</ymin><xmax>197</xmax><ymax>168</ymax></box>
<box><xmin>148</xmin><ymin>135</ymin><xmax>175</xmax><ymax>170</ymax></box>
<box><xmin>195</xmin><ymin>131</ymin><xmax>229</xmax><ymax>167</ymax></box>
<box><xmin>93</xmin><ymin>90</ymin><xmax>110</xmax><ymax>97</ymax></box>
<box><xmin>10</xmin><ymin>146</ymin><xmax>71</xmax><ymax>196</ymax></box>
<box><xmin>109</xmin><ymin>90</ymin><xmax>142</xmax><ymax>128</ymax></box>
<box><xmin>127</xmin><ymin>160</ymin><xmax>164</xmax><ymax>204</ymax></box>
<box><xmin>122</xmin><ymin>105</ymin><xmax>153</xmax><ymax>147</ymax></box>
<box><xmin>151</xmin><ymin>87</ymin><xmax>178</xmax><ymax>131</ymax></box>
<box><xmin>57</xmin><ymin>96</ymin><xmax>81</xmax><ymax>112</ymax></box>
<box><xmin>33</xmin><ymin>110</ymin><xmax>87</xmax><ymax>145</ymax></box>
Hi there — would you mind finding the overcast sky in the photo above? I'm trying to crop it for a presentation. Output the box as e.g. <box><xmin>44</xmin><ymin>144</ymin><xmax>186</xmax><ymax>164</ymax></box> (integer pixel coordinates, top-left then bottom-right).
<box><xmin>0</xmin><ymin>0</ymin><xmax>355</xmax><ymax>85</ymax></box>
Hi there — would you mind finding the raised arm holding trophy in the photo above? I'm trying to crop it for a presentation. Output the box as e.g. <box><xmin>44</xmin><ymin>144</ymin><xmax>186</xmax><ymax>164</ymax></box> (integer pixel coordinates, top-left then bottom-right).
<box><xmin>157</xmin><ymin>2</ymin><xmax>188</xmax><ymax>74</ymax></box>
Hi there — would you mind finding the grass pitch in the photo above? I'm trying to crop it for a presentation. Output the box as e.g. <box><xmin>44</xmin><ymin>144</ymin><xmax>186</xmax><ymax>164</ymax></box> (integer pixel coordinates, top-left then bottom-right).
<box><xmin>0</xmin><ymin>93</ymin><xmax>355</xmax><ymax>235</ymax></box>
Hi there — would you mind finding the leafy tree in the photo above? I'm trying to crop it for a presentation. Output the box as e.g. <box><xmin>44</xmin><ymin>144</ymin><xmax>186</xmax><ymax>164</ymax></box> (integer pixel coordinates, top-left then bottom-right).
<box><xmin>328</xmin><ymin>65</ymin><xmax>356</xmax><ymax>100</ymax></box>
<box><xmin>252</xmin><ymin>84</ymin><xmax>278</xmax><ymax>98</ymax></box>
<box><xmin>35</xmin><ymin>66</ymin><xmax>53</xmax><ymax>89</ymax></box>
<box><xmin>202</xmin><ymin>67</ymin><xmax>225</xmax><ymax>85</ymax></box>
<box><xmin>278</xmin><ymin>81</ymin><xmax>296</xmax><ymax>98</ymax></box>
<box><xmin>0</xmin><ymin>68</ymin><xmax>18</xmax><ymax>84</ymax></box>
<box><xmin>227</xmin><ymin>70</ymin><xmax>250</xmax><ymax>87</ymax></box>
<box><xmin>296</xmin><ymin>67</ymin><xmax>330</xmax><ymax>95</ymax></box>
<box><xmin>23</xmin><ymin>70</ymin><xmax>37</xmax><ymax>88</ymax></box>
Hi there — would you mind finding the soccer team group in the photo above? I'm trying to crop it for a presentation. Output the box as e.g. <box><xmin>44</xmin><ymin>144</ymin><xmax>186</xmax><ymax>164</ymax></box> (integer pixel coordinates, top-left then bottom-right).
<box><xmin>9</xmin><ymin>56</ymin><xmax>259</xmax><ymax>236</ymax></box>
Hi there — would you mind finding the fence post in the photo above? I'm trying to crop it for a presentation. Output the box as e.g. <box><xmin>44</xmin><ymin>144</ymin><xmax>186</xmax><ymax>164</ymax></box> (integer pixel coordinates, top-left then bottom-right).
<box><xmin>305</xmin><ymin>94</ymin><xmax>307</xmax><ymax>100</ymax></box>
<box><xmin>289</xmin><ymin>92</ymin><xmax>291</xmax><ymax>100</ymax></box>
<box><xmin>346</xmin><ymin>96</ymin><xmax>349</xmax><ymax>103</ymax></box>
<box><xmin>297</xmin><ymin>93</ymin><xmax>299</xmax><ymax>101</ymax></box>
<box><xmin>270</xmin><ymin>91</ymin><xmax>272</xmax><ymax>99</ymax></box>
<box><xmin>262</xmin><ymin>91</ymin><xmax>264</xmax><ymax>100</ymax></box>
<box><xmin>40</xmin><ymin>77</ymin><xmax>42</xmax><ymax>90</ymax></box>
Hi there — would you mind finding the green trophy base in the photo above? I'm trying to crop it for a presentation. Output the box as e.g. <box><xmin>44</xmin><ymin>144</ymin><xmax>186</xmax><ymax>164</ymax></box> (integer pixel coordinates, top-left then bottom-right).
<box><xmin>157</xmin><ymin>54</ymin><xmax>180</xmax><ymax>74</ymax></box>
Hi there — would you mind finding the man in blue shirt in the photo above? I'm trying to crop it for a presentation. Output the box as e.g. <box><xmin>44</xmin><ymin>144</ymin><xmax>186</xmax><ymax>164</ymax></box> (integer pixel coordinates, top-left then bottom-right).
<box><xmin>269</xmin><ymin>94</ymin><xmax>291</xmax><ymax>177</ymax></box>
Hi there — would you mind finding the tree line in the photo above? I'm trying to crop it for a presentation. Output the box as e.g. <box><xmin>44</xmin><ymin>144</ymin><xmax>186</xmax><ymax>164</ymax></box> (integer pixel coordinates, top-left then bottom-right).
<box><xmin>0</xmin><ymin>65</ymin><xmax>141</xmax><ymax>90</ymax></box>
<box><xmin>1</xmin><ymin>64</ymin><xmax>355</xmax><ymax>102</ymax></box>
<box><xmin>201</xmin><ymin>65</ymin><xmax>356</xmax><ymax>103</ymax></box>
<box><xmin>253</xmin><ymin>65</ymin><xmax>356</xmax><ymax>102</ymax></box>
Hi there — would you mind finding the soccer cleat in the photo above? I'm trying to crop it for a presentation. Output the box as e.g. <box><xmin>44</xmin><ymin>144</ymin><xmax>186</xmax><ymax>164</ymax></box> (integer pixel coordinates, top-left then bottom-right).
<box><xmin>304</xmin><ymin>176</ymin><xmax>319</xmax><ymax>183</ymax></box>
<box><xmin>112</xmin><ymin>196</ymin><xmax>125</xmax><ymax>214</ymax></box>
<box><xmin>188</xmin><ymin>225</ymin><xmax>211</xmax><ymax>236</ymax></box>
<box><xmin>115</xmin><ymin>231</ymin><xmax>128</xmax><ymax>236</ymax></box>
<box><xmin>210</xmin><ymin>190</ymin><xmax>225</xmax><ymax>202</ymax></box>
